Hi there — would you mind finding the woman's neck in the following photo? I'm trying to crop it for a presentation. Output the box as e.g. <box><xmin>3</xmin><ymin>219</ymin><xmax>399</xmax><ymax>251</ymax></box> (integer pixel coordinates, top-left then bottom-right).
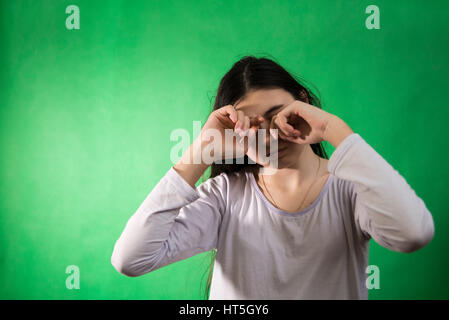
<box><xmin>257</xmin><ymin>145</ymin><xmax>326</xmax><ymax>192</ymax></box>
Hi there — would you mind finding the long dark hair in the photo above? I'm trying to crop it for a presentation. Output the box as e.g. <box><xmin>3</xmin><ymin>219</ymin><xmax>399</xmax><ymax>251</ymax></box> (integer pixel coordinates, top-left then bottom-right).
<box><xmin>200</xmin><ymin>55</ymin><xmax>329</xmax><ymax>299</ymax></box>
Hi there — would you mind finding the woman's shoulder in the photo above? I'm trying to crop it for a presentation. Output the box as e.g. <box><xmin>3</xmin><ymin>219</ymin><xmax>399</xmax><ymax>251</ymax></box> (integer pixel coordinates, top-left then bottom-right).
<box><xmin>196</xmin><ymin>169</ymin><xmax>250</xmax><ymax>198</ymax></box>
<box><xmin>328</xmin><ymin>172</ymin><xmax>355</xmax><ymax>189</ymax></box>
<box><xmin>326</xmin><ymin>172</ymin><xmax>358</xmax><ymax>209</ymax></box>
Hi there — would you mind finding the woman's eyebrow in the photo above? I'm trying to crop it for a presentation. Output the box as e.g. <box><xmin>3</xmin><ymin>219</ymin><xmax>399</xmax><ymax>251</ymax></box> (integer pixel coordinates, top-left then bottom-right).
<box><xmin>264</xmin><ymin>104</ymin><xmax>283</xmax><ymax>115</ymax></box>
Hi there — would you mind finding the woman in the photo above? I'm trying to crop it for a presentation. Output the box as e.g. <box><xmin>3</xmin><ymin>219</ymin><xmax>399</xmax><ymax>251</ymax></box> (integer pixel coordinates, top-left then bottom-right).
<box><xmin>111</xmin><ymin>56</ymin><xmax>434</xmax><ymax>299</ymax></box>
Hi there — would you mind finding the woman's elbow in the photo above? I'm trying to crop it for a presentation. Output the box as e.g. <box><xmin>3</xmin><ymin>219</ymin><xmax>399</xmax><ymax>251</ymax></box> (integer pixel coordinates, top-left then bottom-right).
<box><xmin>399</xmin><ymin>219</ymin><xmax>435</xmax><ymax>253</ymax></box>
<box><xmin>111</xmin><ymin>251</ymin><xmax>146</xmax><ymax>277</ymax></box>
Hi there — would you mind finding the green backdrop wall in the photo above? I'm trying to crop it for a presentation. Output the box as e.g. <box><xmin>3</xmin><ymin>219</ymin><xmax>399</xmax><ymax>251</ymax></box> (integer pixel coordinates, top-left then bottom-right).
<box><xmin>0</xmin><ymin>0</ymin><xmax>448</xmax><ymax>299</ymax></box>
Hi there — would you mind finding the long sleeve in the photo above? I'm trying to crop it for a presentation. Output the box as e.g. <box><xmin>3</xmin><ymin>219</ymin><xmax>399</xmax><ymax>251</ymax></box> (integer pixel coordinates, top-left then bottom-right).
<box><xmin>111</xmin><ymin>167</ymin><xmax>227</xmax><ymax>277</ymax></box>
<box><xmin>327</xmin><ymin>133</ymin><xmax>435</xmax><ymax>253</ymax></box>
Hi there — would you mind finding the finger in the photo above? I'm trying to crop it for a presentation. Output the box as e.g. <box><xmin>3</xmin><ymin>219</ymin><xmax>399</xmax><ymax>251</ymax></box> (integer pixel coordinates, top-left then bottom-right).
<box><xmin>250</xmin><ymin>115</ymin><xmax>265</xmax><ymax>128</ymax></box>
<box><xmin>244</xmin><ymin>115</ymin><xmax>250</xmax><ymax>131</ymax></box>
<box><xmin>235</xmin><ymin>110</ymin><xmax>246</xmax><ymax>132</ymax></box>
<box><xmin>239</xmin><ymin>115</ymin><xmax>259</xmax><ymax>144</ymax></box>
<box><xmin>249</xmin><ymin>126</ymin><xmax>257</xmax><ymax>138</ymax></box>
<box><xmin>278</xmin><ymin>131</ymin><xmax>295</xmax><ymax>141</ymax></box>
<box><xmin>246</xmin><ymin>127</ymin><xmax>257</xmax><ymax>149</ymax></box>
<box><xmin>271</xmin><ymin>114</ymin><xmax>291</xmax><ymax>137</ymax></box>
<box><xmin>216</xmin><ymin>104</ymin><xmax>238</xmax><ymax>123</ymax></box>
<box><xmin>275</xmin><ymin>113</ymin><xmax>301</xmax><ymax>137</ymax></box>
<box><xmin>237</xmin><ymin>116</ymin><xmax>250</xmax><ymax>140</ymax></box>
<box><xmin>278</xmin><ymin>130</ymin><xmax>306</xmax><ymax>144</ymax></box>
<box><xmin>237</xmin><ymin>116</ymin><xmax>251</xmax><ymax>139</ymax></box>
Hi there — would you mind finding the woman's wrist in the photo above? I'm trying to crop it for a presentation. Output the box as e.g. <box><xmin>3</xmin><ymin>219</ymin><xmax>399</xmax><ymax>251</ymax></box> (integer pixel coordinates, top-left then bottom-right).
<box><xmin>322</xmin><ymin>115</ymin><xmax>354</xmax><ymax>148</ymax></box>
<box><xmin>173</xmin><ymin>161</ymin><xmax>209</xmax><ymax>188</ymax></box>
<box><xmin>173</xmin><ymin>137</ymin><xmax>210</xmax><ymax>188</ymax></box>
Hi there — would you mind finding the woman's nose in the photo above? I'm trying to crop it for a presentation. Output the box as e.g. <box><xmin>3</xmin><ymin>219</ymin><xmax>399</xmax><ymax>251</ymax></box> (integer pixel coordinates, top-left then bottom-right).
<box><xmin>258</xmin><ymin>118</ymin><xmax>271</xmax><ymax>130</ymax></box>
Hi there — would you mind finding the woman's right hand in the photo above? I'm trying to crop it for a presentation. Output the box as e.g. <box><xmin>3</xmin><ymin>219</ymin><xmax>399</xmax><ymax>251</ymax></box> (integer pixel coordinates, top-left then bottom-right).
<box><xmin>199</xmin><ymin>105</ymin><xmax>264</xmax><ymax>164</ymax></box>
<box><xmin>174</xmin><ymin>105</ymin><xmax>263</xmax><ymax>187</ymax></box>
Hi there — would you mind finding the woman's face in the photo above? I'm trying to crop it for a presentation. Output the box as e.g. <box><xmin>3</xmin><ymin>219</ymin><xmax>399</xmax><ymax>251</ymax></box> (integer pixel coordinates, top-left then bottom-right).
<box><xmin>233</xmin><ymin>88</ymin><xmax>305</xmax><ymax>168</ymax></box>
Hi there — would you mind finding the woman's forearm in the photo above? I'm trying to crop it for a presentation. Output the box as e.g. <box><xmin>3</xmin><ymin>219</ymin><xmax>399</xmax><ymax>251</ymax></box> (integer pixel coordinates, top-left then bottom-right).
<box><xmin>173</xmin><ymin>137</ymin><xmax>210</xmax><ymax>188</ymax></box>
<box><xmin>323</xmin><ymin>115</ymin><xmax>355</xmax><ymax>148</ymax></box>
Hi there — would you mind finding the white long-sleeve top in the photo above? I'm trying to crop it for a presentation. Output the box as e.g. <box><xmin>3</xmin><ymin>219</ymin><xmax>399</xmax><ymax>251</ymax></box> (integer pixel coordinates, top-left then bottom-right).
<box><xmin>111</xmin><ymin>133</ymin><xmax>434</xmax><ymax>299</ymax></box>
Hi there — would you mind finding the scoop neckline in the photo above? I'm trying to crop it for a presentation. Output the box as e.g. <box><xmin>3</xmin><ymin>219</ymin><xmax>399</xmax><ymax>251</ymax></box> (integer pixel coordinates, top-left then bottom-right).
<box><xmin>248</xmin><ymin>170</ymin><xmax>334</xmax><ymax>217</ymax></box>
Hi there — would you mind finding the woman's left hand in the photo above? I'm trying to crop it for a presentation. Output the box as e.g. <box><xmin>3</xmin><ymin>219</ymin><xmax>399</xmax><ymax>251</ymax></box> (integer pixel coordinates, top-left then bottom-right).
<box><xmin>270</xmin><ymin>100</ymin><xmax>335</xmax><ymax>145</ymax></box>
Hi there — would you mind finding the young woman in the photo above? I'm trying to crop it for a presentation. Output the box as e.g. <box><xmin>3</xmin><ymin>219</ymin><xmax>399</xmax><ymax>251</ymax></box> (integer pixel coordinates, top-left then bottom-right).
<box><xmin>111</xmin><ymin>56</ymin><xmax>435</xmax><ymax>299</ymax></box>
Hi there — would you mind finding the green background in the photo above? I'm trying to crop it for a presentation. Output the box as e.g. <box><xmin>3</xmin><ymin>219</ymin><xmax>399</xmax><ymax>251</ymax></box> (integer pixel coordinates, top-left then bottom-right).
<box><xmin>0</xmin><ymin>0</ymin><xmax>448</xmax><ymax>299</ymax></box>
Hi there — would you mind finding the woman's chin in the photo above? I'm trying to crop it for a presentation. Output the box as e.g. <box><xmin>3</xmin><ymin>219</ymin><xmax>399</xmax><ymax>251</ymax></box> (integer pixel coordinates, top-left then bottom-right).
<box><xmin>253</xmin><ymin>153</ymin><xmax>290</xmax><ymax>170</ymax></box>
